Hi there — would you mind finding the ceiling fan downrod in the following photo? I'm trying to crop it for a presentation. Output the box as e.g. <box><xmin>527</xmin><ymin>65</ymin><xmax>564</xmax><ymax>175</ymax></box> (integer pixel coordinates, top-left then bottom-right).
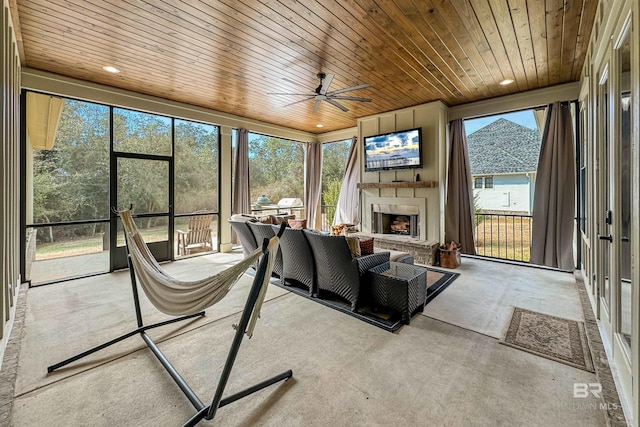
<box><xmin>315</xmin><ymin>73</ymin><xmax>326</xmax><ymax>94</ymax></box>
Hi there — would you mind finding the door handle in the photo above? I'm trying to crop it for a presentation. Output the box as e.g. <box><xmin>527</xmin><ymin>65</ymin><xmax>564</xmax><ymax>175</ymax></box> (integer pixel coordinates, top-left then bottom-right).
<box><xmin>621</xmin><ymin>236</ymin><xmax>630</xmax><ymax>242</ymax></box>
<box><xmin>598</xmin><ymin>234</ymin><xmax>613</xmax><ymax>242</ymax></box>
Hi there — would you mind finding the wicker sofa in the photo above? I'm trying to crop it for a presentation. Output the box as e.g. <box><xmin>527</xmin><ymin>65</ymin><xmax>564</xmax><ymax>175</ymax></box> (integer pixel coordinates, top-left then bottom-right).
<box><xmin>303</xmin><ymin>230</ymin><xmax>389</xmax><ymax>310</ymax></box>
<box><xmin>228</xmin><ymin>216</ymin><xmax>397</xmax><ymax>310</ymax></box>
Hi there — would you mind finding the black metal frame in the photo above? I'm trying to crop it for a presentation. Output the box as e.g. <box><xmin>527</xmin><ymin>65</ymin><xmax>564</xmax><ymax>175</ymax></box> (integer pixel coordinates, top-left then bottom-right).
<box><xmin>47</xmin><ymin>220</ymin><xmax>292</xmax><ymax>426</ymax></box>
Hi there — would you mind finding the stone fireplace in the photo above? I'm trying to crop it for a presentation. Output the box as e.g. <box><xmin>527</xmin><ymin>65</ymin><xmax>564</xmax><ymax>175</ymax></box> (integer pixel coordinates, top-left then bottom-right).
<box><xmin>372</xmin><ymin>204</ymin><xmax>420</xmax><ymax>238</ymax></box>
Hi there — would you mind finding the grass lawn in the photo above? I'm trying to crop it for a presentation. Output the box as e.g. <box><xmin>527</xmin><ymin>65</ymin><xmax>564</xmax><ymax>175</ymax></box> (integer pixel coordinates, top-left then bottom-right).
<box><xmin>34</xmin><ymin>217</ymin><xmax>218</xmax><ymax>260</ymax></box>
<box><xmin>474</xmin><ymin>216</ymin><xmax>532</xmax><ymax>262</ymax></box>
<box><xmin>36</xmin><ymin>227</ymin><xmax>172</xmax><ymax>260</ymax></box>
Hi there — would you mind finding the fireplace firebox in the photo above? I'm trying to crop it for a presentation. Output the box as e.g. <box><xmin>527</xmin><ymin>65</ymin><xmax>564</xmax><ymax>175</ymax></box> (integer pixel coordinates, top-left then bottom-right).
<box><xmin>372</xmin><ymin>204</ymin><xmax>419</xmax><ymax>238</ymax></box>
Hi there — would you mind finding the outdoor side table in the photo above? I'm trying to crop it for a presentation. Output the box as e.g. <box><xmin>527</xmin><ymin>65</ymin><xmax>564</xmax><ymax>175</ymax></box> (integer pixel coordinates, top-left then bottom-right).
<box><xmin>367</xmin><ymin>261</ymin><xmax>428</xmax><ymax>324</ymax></box>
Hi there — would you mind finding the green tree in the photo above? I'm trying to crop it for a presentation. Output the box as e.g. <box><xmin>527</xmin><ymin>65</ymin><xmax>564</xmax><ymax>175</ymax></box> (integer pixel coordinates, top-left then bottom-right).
<box><xmin>322</xmin><ymin>179</ymin><xmax>341</xmax><ymax>226</ymax></box>
<box><xmin>175</xmin><ymin>120</ymin><xmax>219</xmax><ymax>214</ymax></box>
<box><xmin>321</xmin><ymin>139</ymin><xmax>351</xmax><ymax>204</ymax></box>
<box><xmin>249</xmin><ymin>135</ymin><xmax>304</xmax><ymax>204</ymax></box>
<box><xmin>31</xmin><ymin>98</ymin><xmax>221</xmax><ymax>243</ymax></box>
<box><xmin>32</xmin><ymin>99</ymin><xmax>110</xmax><ymax>241</ymax></box>
<box><xmin>113</xmin><ymin>109</ymin><xmax>172</xmax><ymax>221</ymax></box>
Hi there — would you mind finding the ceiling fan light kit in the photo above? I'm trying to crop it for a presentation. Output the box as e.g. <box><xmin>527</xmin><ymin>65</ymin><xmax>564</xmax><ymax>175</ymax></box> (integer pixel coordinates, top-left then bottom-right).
<box><xmin>268</xmin><ymin>72</ymin><xmax>371</xmax><ymax>113</ymax></box>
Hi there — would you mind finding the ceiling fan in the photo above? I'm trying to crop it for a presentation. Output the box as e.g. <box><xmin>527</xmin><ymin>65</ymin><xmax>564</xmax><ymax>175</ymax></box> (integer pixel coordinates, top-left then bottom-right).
<box><xmin>268</xmin><ymin>73</ymin><xmax>372</xmax><ymax>113</ymax></box>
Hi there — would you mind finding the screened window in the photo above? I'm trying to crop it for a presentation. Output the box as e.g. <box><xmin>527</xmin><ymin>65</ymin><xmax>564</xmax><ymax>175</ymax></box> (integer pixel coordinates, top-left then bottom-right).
<box><xmin>248</xmin><ymin>132</ymin><xmax>304</xmax><ymax>207</ymax></box>
<box><xmin>321</xmin><ymin>138</ymin><xmax>351</xmax><ymax>228</ymax></box>
<box><xmin>32</xmin><ymin>97</ymin><xmax>110</xmax><ymax>223</ymax></box>
<box><xmin>174</xmin><ymin>119</ymin><xmax>219</xmax><ymax>214</ymax></box>
<box><xmin>25</xmin><ymin>92</ymin><xmax>221</xmax><ymax>284</ymax></box>
<box><xmin>113</xmin><ymin>108</ymin><xmax>172</xmax><ymax>156</ymax></box>
<box><xmin>474</xmin><ymin>177</ymin><xmax>483</xmax><ymax>189</ymax></box>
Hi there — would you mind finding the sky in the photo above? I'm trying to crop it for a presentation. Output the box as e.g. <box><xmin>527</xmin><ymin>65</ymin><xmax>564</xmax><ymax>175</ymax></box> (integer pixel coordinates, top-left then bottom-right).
<box><xmin>464</xmin><ymin>109</ymin><xmax>537</xmax><ymax>135</ymax></box>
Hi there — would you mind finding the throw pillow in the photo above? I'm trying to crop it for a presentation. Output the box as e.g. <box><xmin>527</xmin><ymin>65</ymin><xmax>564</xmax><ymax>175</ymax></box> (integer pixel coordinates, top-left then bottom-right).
<box><xmin>359</xmin><ymin>237</ymin><xmax>374</xmax><ymax>255</ymax></box>
<box><xmin>345</xmin><ymin>236</ymin><xmax>361</xmax><ymax>257</ymax></box>
<box><xmin>288</xmin><ymin>219</ymin><xmax>307</xmax><ymax>229</ymax></box>
<box><xmin>332</xmin><ymin>223</ymin><xmax>348</xmax><ymax>235</ymax></box>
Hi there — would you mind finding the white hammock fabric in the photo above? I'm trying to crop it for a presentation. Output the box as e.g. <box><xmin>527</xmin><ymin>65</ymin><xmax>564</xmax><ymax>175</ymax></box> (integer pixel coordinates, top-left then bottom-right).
<box><xmin>121</xmin><ymin>210</ymin><xmax>278</xmax><ymax>337</ymax></box>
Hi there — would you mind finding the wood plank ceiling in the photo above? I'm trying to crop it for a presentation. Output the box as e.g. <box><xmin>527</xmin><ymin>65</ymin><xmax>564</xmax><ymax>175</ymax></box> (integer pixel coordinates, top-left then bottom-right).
<box><xmin>13</xmin><ymin>0</ymin><xmax>597</xmax><ymax>134</ymax></box>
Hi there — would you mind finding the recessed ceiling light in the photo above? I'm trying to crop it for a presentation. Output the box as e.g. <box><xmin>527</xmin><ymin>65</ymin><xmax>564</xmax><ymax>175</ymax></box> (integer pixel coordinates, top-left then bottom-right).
<box><xmin>500</xmin><ymin>79</ymin><xmax>513</xmax><ymax>85</ymax></box>
<box><xmin>103</xmin><ymin>65</ymin><xmax>120</xmax><ymax>74</ymax></box>
<box><xmin>316</xmin><ymin>124</ymin><xmax>324</xmax><ymax>128</ymax></box>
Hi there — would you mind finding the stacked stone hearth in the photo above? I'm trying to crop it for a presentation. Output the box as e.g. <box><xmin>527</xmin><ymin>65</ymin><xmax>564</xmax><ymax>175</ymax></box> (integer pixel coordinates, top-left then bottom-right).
<box><xmin>351</xmin><ymin>232</ymin><xmax>439</xmax><ymax>266</ymax></box>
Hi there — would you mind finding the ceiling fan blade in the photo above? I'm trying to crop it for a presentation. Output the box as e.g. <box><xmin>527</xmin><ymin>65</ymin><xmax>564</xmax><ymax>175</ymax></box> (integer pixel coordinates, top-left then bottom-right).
<box><xmin>282</xmin><ymin>97</ymin><xmax>314</xmax><ymax>108</ymax></box>
<box><xmin>325</xmin><ymin>98</ymin><xmax>349</xmax><ymax>112</ymax></box>
<box><xmin>312</xmin><ymin>99</ymin><xmax>322</xmax><ymax>113</ymax></box>
<box><xmin>326</xmin><ymin>83</ymin><xmax>370</xmax><ymax>96</ymax></box>
<box><xmin>267</xmin><ymin>92</ymin><xmax>314</xmax><ymax>96</ymax></box>
<box><xmin>319</xmin><ymin>73</ymin><xmax>334</xmax><ymax>95</ymax></box>
<box><xmin>329</xmin><ymin>95</ymin><xmax>372</xmax><ymax>102</ymax></box>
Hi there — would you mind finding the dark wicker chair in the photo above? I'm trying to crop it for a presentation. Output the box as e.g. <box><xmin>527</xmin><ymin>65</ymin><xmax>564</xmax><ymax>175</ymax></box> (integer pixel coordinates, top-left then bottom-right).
<box><xmin>228</xmin><ymin>219</ymin><xmax>259</xmax><ymax>257</ymax></box>
<box><xmin>272</xmin><ymin>225</ymin><xmax>315</xmax><ymax>295</ymax></box>
<box><xmin>303</xmin><ymin>230</ymin><xmax>390</xmax><ymax>311</ymax></box>
<box><xmin>247</xmin><ymin>222</ymin><xmax>284</xmax><ymax>278</ymax></box>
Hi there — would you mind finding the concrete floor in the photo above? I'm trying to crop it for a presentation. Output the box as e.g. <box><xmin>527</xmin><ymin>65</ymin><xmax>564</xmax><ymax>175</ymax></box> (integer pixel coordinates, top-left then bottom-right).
<box><xmin>10</xmin><ymin>253</ymin><xmax>609</xmax><ymax>426</ymax></box>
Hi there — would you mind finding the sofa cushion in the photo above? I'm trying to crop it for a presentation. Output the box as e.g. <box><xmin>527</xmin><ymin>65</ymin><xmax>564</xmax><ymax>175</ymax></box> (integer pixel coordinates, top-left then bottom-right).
<box><xmin>229</xmin><ymin>213</ymin><xmax>258</xmax><ymax>222</ymax></box>
<box><xmin>374</xmin><ymin>247</ymin><xmax>414</xmax><ymax>264</ymax></box>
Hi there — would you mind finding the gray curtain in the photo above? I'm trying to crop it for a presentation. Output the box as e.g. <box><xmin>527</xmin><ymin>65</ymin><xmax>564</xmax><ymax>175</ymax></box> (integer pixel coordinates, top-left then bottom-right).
<box><xmin>305</xmin><ymin>142</ymin><xmax>323</xmax><ymax>229</ymax></box>
<box><xmin>232</xmin><ymin>128</ymin><xmax>250</xmax><ymax>215</ymax></box>
<box><xmin>444</xmin><ymin>119</ymin><xmax>476</xmax><ymax>254</ymax></box>
<box><xmin>332</xmin><ymin>136</ymin><xmax>359</xmax><ymax>226</ymax></box>
<box><xmin>530</xmin><ymin>101</ymin><xmax>575</xmax><ymax>270</ymax></box>
<box><xmin>533</xmin><ymin>107</ymin><xmax>548</xmax><ymax>136</ymax></box>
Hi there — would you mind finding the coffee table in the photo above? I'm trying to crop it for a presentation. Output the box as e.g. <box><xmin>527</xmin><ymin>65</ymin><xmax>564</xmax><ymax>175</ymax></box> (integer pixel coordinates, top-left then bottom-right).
<box><xmin>366</xmin><ymin>261</ymin><xmax>428</xmax><ymax>324</ymax></box>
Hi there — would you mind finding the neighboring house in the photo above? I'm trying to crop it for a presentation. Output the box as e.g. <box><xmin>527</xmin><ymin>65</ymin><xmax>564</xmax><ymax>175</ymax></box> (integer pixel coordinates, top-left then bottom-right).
<box><xmin>467</xmin><ymin>118</ymin><xmax>541</xmax><ymax>214</ymax></box>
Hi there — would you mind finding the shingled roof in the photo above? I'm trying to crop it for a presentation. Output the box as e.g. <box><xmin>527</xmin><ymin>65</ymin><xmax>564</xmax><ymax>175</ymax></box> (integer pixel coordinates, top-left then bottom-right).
<box><xmin>467</xmin><ymin>118</ymin><xmax>541</xmax><ymax>175</ymax></box>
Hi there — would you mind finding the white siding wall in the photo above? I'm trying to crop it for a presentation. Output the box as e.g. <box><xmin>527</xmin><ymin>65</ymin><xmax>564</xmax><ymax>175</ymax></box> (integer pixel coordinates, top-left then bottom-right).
<box><xmin>473</xmin><ymin>174</ymin><xmax>533</xmax><ymax>213</ymax></box>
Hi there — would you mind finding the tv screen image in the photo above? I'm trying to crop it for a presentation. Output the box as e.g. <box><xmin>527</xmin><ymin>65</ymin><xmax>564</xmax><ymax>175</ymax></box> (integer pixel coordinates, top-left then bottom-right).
<box><xmin>364</xmin><ymin>127</ymin><xmax>423</xmax><ymax>172</ymax></box>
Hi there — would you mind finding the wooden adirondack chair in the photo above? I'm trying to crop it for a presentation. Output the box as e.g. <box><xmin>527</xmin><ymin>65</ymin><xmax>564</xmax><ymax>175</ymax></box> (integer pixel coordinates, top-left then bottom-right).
<box><xmin>177</xmin><ymin>213</ymin><xmax>214</xmax><ymax>255</ymax></box>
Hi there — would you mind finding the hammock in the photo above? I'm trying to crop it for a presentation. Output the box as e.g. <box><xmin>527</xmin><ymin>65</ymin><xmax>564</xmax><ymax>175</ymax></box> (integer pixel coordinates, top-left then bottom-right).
<box><xmin>48</xmin><ymin>209</ymin><xmax>292</xmax><ymax>426</ymax></box>
<box><xmin>121</xmin><ymin>209</ymin><xmax>277</xmax><ymax>336</ymax></box>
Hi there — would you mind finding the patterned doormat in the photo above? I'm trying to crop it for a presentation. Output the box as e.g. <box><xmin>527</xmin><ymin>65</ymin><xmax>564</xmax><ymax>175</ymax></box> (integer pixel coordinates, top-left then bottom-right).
<box><xmin>500</xmin><ymin>307</ymin><xmax>594</xmax><ymax>372</ymax></box>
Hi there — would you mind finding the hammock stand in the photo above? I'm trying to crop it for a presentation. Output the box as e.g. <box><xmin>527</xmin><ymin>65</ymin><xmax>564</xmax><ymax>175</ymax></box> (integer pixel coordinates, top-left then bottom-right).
<box><xmin>47</xmin><ymin>209</ymin><xmax>292</xmax><ymax>426</ymax></box>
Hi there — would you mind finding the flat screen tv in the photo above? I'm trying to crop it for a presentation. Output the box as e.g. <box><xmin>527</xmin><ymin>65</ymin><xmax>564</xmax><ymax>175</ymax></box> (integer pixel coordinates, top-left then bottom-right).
<box><xmin>364</xmin><ymin>127</ymin><xmax>423</xmax><ymax>172</ymax></box>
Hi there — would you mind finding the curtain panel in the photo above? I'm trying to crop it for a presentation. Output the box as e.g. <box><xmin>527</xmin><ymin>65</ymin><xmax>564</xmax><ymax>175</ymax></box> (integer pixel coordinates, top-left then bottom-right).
<box><xmin>444</xmin><ymin>119</ymin><xmax>476</xmax><ymax>255</ymax></box>
<box><xmin>530</xmin><ymin>101</ymin><xmax>575</xmax><ymax>270</ymax></box>
<box><xmin>332</xmin><ymin>136</ymin><xmax>360</xmax><ymax>226</ymax></box>
<box><xmin>305</xmin><ymin>142</ymin><xmax>323</xmax><ymax>230</ymax></box>
<box><xmin>232</xmin><ymin>128</ymin><xmax>250</xmax><ymax>215</ymax></box>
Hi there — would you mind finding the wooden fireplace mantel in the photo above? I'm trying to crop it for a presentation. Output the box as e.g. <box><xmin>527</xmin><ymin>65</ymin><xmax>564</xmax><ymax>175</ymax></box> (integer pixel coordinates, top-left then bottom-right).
<box><xmin>357</xmin><ymin>181</ymin><xmax>437</xmax><ymax>189</ymax></box>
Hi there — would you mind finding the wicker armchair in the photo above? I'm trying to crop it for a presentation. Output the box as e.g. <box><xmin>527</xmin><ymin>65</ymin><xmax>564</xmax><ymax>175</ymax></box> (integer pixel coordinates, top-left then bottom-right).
<box><xmin>228</xmin><ymin>219</ymin><xmax>258</xmax><ymax>257</ymax></box>
<box><xmin>247</xmin><ymin>222</ymin><xmax>284</xmax><ymax>278</ymax></box>
<box><xmin>272</xmin><ymin>225</ymin><xmax>315</xmax><ymax>295</ymax></box>
<box><xmin>304</xmin><ymin>231</ymin><xmax>390</xmax><ymax>311</ymax></box>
